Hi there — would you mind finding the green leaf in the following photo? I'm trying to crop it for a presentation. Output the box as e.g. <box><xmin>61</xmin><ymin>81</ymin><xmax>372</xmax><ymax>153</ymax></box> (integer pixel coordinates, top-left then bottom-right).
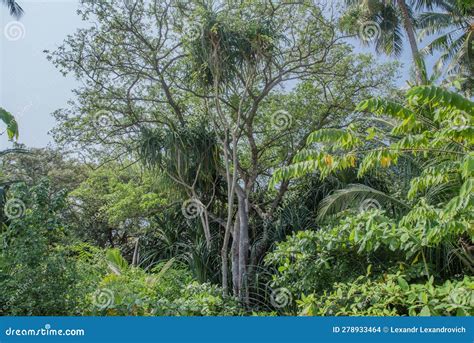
<box><xmin>419</xmin><ymin>305</ymin><xmax>431</xmax><ymax>316</ymax></box>
<box><xmin>106</xmin><ymin>248</ymin><xmax>129</xmax><ymax>274</ymax></box>
<box><xmin>397</xmin><ymin>277</ymin><xmax>409</xmax><ymax>291</ymax></box>
<box><xmin>0</xmin><ymin>107</ymin><xmax>19</xmax><ymax>140</ymax></box>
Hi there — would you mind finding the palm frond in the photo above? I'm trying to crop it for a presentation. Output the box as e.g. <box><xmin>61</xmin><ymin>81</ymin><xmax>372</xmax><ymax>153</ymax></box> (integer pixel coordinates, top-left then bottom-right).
<box><xmin>105</xmin><ymin>248</ymin><xmax>129</xmax><ymax>275</ymax></box>
<box><xmin>416</xmin><ymin>0</ymin><xmax>472</xmax><ymax>78</ymax></box>
<box><xmin>1</xmin><ymin>0</ymin><xmax>23</xmax><ymax>19</ymax></box>
<box><xmin>407</xmin><ymin>85</ymin><xmax>474</xmax><ymax>113</ymax></box>
<box><xmin>410</xmin><ymin>0</ymin><xmax>449</xmax><ymax>11</ymax></box>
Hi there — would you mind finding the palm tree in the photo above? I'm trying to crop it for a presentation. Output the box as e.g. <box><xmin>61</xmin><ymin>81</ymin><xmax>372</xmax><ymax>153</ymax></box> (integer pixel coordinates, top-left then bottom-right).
<box><xmin>417</xmin><ymin>0</ymin><xmax>473</xmax><ymax>80</ymax></box>
<box><xmin>342</xmin><ymin>0</ymin><xmax>444</xmax><ymax>85</ymax></box>
<box><xmin>1</xmin><ymin>0</ymin><xmax>23</xmax><ymax>19</ymax></box>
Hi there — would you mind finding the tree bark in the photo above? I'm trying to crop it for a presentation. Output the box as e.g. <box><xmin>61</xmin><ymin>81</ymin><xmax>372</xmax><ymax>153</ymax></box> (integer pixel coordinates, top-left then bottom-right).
<box><xmin>199</xmin><ymin>210</ymin><xmax>212</xmax><ymax>251</ymax></box>
<box><xmin>231</xmin><ymin>215</ymin><xmax>240</xmax><ymax>296</ymax></box>
<box><xmin>221</xmin><ymin>215</ymin><xmax>232</xmax><ymax>295</ymax></box>
<box><xmin>397</xmin><ymin>0</ymin><xmax>423</xmax><ymax>85</ymax></box>
<box><xmin>132</xmin><ymin>237</ymin><xmax>139</xmax><ymax>267</ymax></box>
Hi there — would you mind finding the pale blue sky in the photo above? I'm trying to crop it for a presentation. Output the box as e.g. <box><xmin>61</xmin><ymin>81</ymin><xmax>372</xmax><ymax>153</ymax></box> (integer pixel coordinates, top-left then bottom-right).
<box><xmin>0</xmin><ymin>0</ymin><xmax>84</xmax><ymax>149</ymax></box>
<box><xmin>0</xmin><ymin>1</ymin><xmax>421</xmax><ymax>150</ymax></box>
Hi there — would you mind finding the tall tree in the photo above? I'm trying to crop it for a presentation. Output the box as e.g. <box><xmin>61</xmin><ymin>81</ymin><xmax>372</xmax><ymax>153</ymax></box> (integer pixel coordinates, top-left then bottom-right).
<box><xmin>418</xmin><ymin>0</ymin><xmax>473</xmax><ymax>87</ymax></box>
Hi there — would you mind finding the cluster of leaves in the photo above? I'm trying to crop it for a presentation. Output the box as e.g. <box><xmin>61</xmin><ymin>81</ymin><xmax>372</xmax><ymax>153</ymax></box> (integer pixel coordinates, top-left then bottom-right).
<box><xmin>186</xmin><ymin>5</ymin><xmax>278</xmax><ymax>87</ymax></box>
<box><xmin>298</xmin><ymin>273</ymin><xmax>474</xmax><ymax>316</ymax></box>
<box><xmin>266</xmin><ymin>85</ymin><xmax>472</xmax><ymax>315</ymax></box>
<box><xmin>271</xmin><ymin>86</ymin><xmax>473</xmax><ymax>267</ymax></box>
<box><xmin>68</xmin><ymin>164</ymin><xmax>167</xmax><ymax>248</ymax></box>
<box><xmin>154</xmin><ymin>282</ymin><xmax>243</xmax><ymax>316</ymax></box>
<box><xmin>0</xmin><ymin>177</ymin><xmax>239</xmax><ymax>316</ymax></box>
<box><xmin>0</xmin><ymin>180</ymin><xmax>83</xmax><ymax>315</ymax></box>
<box><xmin>264</xmin><ymin>214</ymin><xmax>397</xmax><ymax>300</ymax></box>
<box><xmin>0</xmin><ymin>107</ymin><xmax>19</xmax><ymax>140</ymax></box>
<box><xmin>264</xmin><ymin>208</ymin><xmax>455</xmax><ymax>306</ymax></box>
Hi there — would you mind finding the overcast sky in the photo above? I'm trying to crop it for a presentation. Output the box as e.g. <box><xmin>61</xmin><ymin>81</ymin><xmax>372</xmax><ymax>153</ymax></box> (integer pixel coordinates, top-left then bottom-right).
<box><xmin>0</xmin><ymin>0</ymin><xmax>420</xmax><ymax>150</ymax></box>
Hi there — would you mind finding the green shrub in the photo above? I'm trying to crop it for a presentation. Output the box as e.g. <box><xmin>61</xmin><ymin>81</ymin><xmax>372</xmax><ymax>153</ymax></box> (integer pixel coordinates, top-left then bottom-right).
<box><xmin>85</xmin><ymin>254</ymin><xmax>242</xmax><ymax>316</ymax></box>
<box><xmin>264</xmin><ymin>215</ymin><xmax>400</xmax><ymax>298</ymax></box>
<box><xmin>0</xmin><ymin>180</ymin><xmax>85</xmax><ymax>315</ymax></box>
<box><xmin>84</xmin><ymin>258</ymin><xmax>190</xmax><ymax>315</ymax></box>
<box><xmin>154</xmin><ymin>282</ymin><xmax>243</xmax><ymax>316</ymax></box>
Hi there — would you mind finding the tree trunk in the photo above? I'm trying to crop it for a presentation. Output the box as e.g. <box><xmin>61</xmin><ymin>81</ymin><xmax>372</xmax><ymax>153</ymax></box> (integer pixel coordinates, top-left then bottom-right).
<box><xmin>397</xmin><ymin>0</ymin><xmax>423</xmax><ymax>84</ymax></box>
<box><xmin>221</xmin><ymin>215</ymin><xmax>232</xmax><ymax>295</ymax></box>
<box><xmin>132</xmin><ymin>237</ymin><xmax>139</xmax><ymax>267</ymax></box>
<box><xmin>237</xmin><ymin>191</ymin><xmax>250</xmax><ymax>304</ymax></box>
<box><xmin>199</xmin><ymin>209</ymin><xmax>212</xmax><ymax>250</ymax></box>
